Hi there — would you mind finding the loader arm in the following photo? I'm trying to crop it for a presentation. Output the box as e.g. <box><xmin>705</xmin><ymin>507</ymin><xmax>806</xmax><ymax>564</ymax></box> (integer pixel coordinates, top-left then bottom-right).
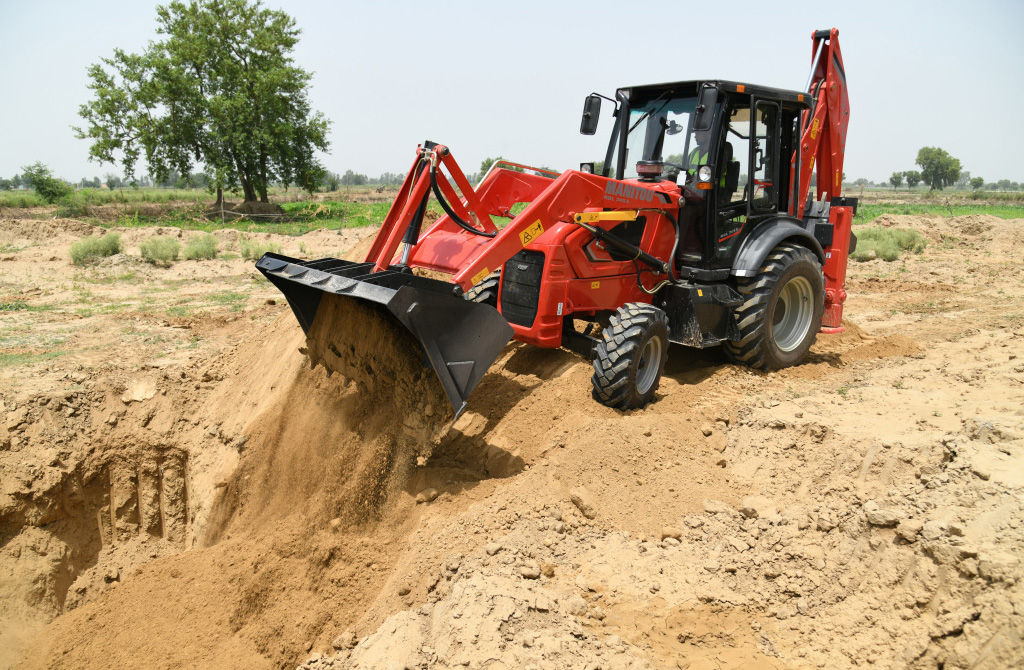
<box><xmin>441</xmin><ymin>171</ymin><xmax>676</xmax><ymax>293</ymax></box>
<box><xmin>366</xmin><ymin>142</ymin><xmax>499</xmax><ymax>273</ymax></box>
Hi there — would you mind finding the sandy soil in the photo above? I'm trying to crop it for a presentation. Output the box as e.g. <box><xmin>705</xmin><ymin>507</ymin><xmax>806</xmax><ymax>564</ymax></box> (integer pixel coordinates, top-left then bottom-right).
<box><xmin>1</xmin><ymin>214</ymin><xmax>1022</xmax><ymax>670</ymax></box>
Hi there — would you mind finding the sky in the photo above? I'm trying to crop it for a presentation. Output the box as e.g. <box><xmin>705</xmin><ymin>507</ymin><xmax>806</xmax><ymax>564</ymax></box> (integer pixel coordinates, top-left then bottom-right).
<box><xmin>1</xmin><ymin>0</ymin><xmax>1022</xmax><ymax>185</ymax></box>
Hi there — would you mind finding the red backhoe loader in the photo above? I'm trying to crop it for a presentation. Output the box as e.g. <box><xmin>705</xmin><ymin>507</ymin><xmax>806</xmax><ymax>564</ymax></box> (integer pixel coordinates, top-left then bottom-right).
<box><xmin>258</xmin><ymin>28</ymin><xmax>854</xmax><ymax>418</ymax></box>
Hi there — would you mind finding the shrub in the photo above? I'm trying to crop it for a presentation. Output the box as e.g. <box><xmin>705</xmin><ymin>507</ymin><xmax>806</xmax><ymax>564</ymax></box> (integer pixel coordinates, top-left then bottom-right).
<box><xmin>184</xmin><ymin>234</ymin><xmax>219</xmax><ymax>260</ymax></box>
<box><xmin>851</xmin><ymin>227</ymin><xmax>927</xmax><ymax>262</ymax></box>
<box><xmin>140</xmin><ymin>236</ymin><xmax>181</xmax><ymax>266</ymax></box>
<box><xmin>70</xmin><ymin>232</ymin><xmax>123</xmax><ymax>266</ymax></box>
<box><xmin>55</xmin><ymin>193</ymin><xmax>92</xmax><ymax>218</ymax></box>
<box><xmin>22</xmin><ymin>161</ymin><xmax>73</xmax><ymax>203</ymax></box>
<box><xmin>240</xmin><ymin>239</ymin><xmax>282</xmax><ymax>260</ymax></box>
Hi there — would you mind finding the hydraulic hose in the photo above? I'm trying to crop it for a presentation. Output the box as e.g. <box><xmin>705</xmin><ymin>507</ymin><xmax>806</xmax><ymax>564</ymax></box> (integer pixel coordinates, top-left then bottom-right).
<box><xmin>630</xmin><ymin>206</ymin><xmax>682</xmax><ymax>295</ymax></box>
<box><xmin>429</xmin><ymin>163</ymin><xmax>496</xmax><ymax>238</ymax></box>
<box><xmin>637</xmin><ymin>207</ymin><xmax>682</xmax><ymax>283</ymax></box>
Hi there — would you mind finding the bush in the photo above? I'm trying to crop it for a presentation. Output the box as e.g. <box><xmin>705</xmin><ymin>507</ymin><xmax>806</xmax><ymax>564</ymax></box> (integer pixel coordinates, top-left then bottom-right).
<box><xmin>851</xmin><ymin>227</ymin><xmax>926</xmax><ymax>262</ymax></box>
<box><xmin>183</xmin><ymin>234</ymin><xmax>219</xmax><ymax>260</ymax></box>
<box><xmin>240</xmin><ymin>239</ymin><xmax>282</xmax><ymax>261</ymax></box>
<box><xmin>70</xmin><ymin>233</ymin><xmax>122</xmax><ymax>266</ymax></box>
<box><xmin>22</xmin><ymin>161</ymin><xmax>73</xmax><ymax>204</ymax></box>
<box><xmin>55</xmin><ymin>193</ymin><xmax>92</xmax><ymax>218</ymax></box>
<box><xmin>140</xmin><ymin>236</ymin><xmax>181</xmax><ymax>266</ymax></box>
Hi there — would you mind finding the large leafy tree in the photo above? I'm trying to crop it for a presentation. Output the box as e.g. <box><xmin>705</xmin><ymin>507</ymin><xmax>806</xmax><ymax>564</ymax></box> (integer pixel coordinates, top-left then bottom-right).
<box><xmin>75</xmin><ymin>0</ymin><xmax>330</xmax><ymax>203</ymax></box>
<box><xmin>915</xmin><ymin>147</ymin><xmax>961</xmax><ymax>191</ymax></box>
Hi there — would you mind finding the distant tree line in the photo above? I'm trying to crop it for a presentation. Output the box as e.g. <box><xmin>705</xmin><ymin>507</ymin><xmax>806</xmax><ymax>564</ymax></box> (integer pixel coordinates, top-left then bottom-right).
<box><xmin>844</xmin><ymin>146</ymin><xmax>1021</xmax><ymax>192</ymax></box>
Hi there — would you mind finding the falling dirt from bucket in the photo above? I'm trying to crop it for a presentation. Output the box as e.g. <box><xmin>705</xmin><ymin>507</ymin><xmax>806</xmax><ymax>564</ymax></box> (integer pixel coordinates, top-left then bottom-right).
<box><xmin>302</xmin><ymin>292</ymin><xmax>454</xmax><ymax>456</ymax></box>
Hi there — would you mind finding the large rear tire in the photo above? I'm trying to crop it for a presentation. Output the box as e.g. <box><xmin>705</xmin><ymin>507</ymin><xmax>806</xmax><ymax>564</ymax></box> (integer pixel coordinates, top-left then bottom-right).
<box><xmin>724</xmin><ymin>243</ymin><xmax>823</xmax><ymax>370</ymax></box>
<box><xmin>591</xmin><ymin>303</ymin><xmax>669</xmax><ymax>409</ymax></box>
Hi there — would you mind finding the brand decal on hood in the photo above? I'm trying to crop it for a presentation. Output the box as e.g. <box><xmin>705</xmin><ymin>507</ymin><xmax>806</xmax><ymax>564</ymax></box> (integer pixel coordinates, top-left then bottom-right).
<box><xmin>603</xmin><ymin>181</ymin><xmax>656</xmax><ymax>205</ymax></box>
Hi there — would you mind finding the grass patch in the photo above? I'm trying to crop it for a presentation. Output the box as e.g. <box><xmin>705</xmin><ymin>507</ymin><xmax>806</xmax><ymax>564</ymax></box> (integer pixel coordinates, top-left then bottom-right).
<box><xmin>850</xmin><ymin>227</ymin><xmax>927</xmax><ymax>262</ymax></box>
<box><xmin>0</xmin><ymin>301</ymin><xmax>54</xmax><ymax>312</ymax></box>
<box><xmin>70</xmin><ymin>232</ymin><xmax>122</xmax><ymax>266</ymax></box>
<box><xmin>77</xmin><ymin>271</ymin><xmax>138</xmax><ymax>284</ymax></box>
<box><xmin>240</xmin><ymin>239</ymin><xmax>282</xmax><ymax>260</ymax></box>
<box><xmin>0</xmin><ymin>350</ymin><xmax>68</xmax><ymax>368</ymax></box>
<box><xmin>857</xmin><ymin>203</ymin><xmax>1024</xmax><ymax>222</ymax></box>
<box><xmin>184</xmin><ymin>234</ymin><xmax>219</xmax><ymax>260</ymax></box>
<box><xmin>166</xmin><ymin>305</ymin><xmax>196</xmax><ymax>318</ymax></box>
<box><xmin>140</xmin><ymin>237</ymin><xmax>181</xmax><ymax>266</ymax></box>
<box><xmin>208</xmin><ymin>291</ymin><xmax>248</xmax><ymax>304</ymax></box>
<box><xmin>208</xmin><ymin>291</ymin><xmax>248</xmax><ymax>312</ymax></box>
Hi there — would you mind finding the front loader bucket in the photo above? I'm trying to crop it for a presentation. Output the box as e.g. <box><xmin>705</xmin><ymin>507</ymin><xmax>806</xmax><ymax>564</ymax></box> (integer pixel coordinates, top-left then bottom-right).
<box><xmin>256</xmin><ymin>253</ymin><xmax>513</xmax><ymax>418</ymax></box>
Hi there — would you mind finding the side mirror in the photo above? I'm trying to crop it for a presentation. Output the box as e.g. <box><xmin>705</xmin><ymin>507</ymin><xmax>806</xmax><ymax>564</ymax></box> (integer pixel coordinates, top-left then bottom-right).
<box><xmin>580</xmin><ymin>95</ymin><xmax>602</xmax><ymax>135</ymax></box>
<box><xmin>693</xmin><ymin>84</ymin><xmax>718</xmax><ymax>131</ymax></box>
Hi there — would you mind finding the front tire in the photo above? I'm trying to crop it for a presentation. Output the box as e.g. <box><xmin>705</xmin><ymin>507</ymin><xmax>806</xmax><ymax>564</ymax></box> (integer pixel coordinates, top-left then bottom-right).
<box><xmin>724</xmin><ymin>243</ymin><xmax>823</xmax><ymax>370</ymax></box>
<box><xmin>591</xmin><ymin>303</ymin><xmax>669</xmax><ymax>409</ymax></box>
<box><xmin>465</xmin><ymin>271</ymin><xmax>500</xmax><ymax>307</ymax></box>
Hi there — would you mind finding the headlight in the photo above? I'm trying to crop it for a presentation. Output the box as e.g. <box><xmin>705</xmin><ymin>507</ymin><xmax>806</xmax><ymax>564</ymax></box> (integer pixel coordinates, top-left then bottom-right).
<box><xmin>698</xmin><ymin>165</ymin><xmax>713</xmax><ymax>183</ymax></box>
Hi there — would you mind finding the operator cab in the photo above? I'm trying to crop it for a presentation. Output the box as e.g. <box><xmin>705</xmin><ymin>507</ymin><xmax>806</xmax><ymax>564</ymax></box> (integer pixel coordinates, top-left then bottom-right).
<box><xmin>582</xmin><ymin>81</ymin><xmax>811</xmax><ymax>281</ymax></box>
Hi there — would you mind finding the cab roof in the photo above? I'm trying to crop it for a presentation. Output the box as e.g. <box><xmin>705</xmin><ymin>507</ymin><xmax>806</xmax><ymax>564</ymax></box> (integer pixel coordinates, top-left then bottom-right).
<box><xmin>623</xmin><ymin>79</ymin><xmax>812</xmax><ymax>108</ymax></box>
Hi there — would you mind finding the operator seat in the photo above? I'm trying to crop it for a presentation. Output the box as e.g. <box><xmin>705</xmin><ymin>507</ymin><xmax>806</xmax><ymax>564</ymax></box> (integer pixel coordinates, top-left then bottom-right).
<box><xmin>722</xmin><ymin>141</ymin><xmax>740</xmax><ymax>203</ymax></box>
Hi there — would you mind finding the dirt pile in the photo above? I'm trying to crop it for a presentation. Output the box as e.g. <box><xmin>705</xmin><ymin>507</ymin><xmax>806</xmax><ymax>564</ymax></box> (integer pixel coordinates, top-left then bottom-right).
<box><xmin>3</xmin><ymin>214</ymin><xmax>1024</xmax><ymax>670</ymax></box>
<box><xmin>11</xmin><ymin>297</ymin><xmax>457</xmax><ymax>669</ymax></box>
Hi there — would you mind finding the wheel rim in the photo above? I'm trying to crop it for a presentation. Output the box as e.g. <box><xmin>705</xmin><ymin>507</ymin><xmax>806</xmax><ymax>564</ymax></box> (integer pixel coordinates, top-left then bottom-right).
<box><xmin>636</xmin><ymin>335</ymin><xmax>663</xmax><ymax>394</ymax></box>
<box><xmin>773</xmin><ymin>276</ymin><xmax>814</xmax><ymax>352</ymax></box>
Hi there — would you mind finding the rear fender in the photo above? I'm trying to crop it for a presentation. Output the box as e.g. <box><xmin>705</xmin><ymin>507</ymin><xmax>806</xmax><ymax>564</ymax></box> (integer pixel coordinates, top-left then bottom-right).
<box><xmin>731</xmin><ymin>219</ymin><xmax>825</xmax><ymax>278</ymax></box>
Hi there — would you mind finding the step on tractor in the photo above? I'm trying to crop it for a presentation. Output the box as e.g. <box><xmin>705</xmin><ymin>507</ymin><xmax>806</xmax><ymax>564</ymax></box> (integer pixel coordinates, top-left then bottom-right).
<box><xmin>258</xmin><ymin>28</ymin><xmax>854</xmax><ymax>419</ymax></box>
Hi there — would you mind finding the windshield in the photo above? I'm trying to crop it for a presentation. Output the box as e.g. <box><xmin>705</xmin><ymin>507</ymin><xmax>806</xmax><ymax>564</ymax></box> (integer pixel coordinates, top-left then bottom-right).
<box><xmin>612</xmin><ymin>93</ymin><xmax>699</xmax><ymax>180</ymax></box>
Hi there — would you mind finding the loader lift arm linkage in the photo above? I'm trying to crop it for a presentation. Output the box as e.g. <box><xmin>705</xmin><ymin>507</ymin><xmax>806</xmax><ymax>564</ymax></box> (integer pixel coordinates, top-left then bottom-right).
<box><xmin>258</xmin><ymin>27</ymin><xmax>854</xmax><ymax>417</ymax></box>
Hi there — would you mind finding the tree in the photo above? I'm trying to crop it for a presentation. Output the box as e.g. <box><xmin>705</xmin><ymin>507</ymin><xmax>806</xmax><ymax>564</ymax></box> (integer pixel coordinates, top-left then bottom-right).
<box><xmin>0</xmin><ymin>178</ymin><xmax>12</xmax><ymax>191</ymax></box>
<box><xmin>341</xmin><ymin>170</ymin><xmax>367</xmax><ymax>186</ymax></box>
<box><xmin>903</xmin><ymin>170</ymin><xmax>922</xmax><ymax>189</ymax></box>
<box><xmin>889</xmin><ymin>172</ymin><xmax>903</xmax><ymax>189</ymax></box>
<box><xmin>373</xmin><ymin>172</ymin><xmax>405</xmax><ymax>186</ymax></box>
<box><xmin>955</xmin><ymin>171</ymin><xmax>971</xmax><ymax>189</ymax></box>
<box><xmin>970</xmin><ymin>176</ymin><xmax>984</xmax><ymax>190</ymax></box>
<box><xmin>323</xmin><ymin>171</ymin><xmax>340</xmax><ymax>192</ymax></box>
<box><xmin>479</xmin><ymin>156</ymin><xmax>524</xmax><ymax>176</ymax></box>
<box><xmin>22</xmin><ymin>162</ymin><xmax>73</xmax><ymax>203</ymax></box>
<box><xmin>75</xmin><ymin>0</ymin><xmax>330</xmax><ymax>203</ymax></box>
<box><xmin>916</xmin><ymin>147</ymin><xmax>961</xmax><ymax>191</ymax></box>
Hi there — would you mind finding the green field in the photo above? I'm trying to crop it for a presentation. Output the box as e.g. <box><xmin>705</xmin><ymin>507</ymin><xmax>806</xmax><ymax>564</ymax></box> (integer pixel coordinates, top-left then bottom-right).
<box><xmin>855</xmin><ymin>202</ymin><xmax>1024</xmax><ymax>223</ymax></box>
<box><xmin>3</xmin><ymin>184</ymin><xmax>1022</xmax><ymax>238</ymax></box>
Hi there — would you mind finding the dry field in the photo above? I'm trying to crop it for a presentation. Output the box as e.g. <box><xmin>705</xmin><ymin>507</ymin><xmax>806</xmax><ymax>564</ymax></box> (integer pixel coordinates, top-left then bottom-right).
<box><xmin>1</xmin><ymin>212</ymin><xmax>1022</xmax><ymax>670</ymax></box>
